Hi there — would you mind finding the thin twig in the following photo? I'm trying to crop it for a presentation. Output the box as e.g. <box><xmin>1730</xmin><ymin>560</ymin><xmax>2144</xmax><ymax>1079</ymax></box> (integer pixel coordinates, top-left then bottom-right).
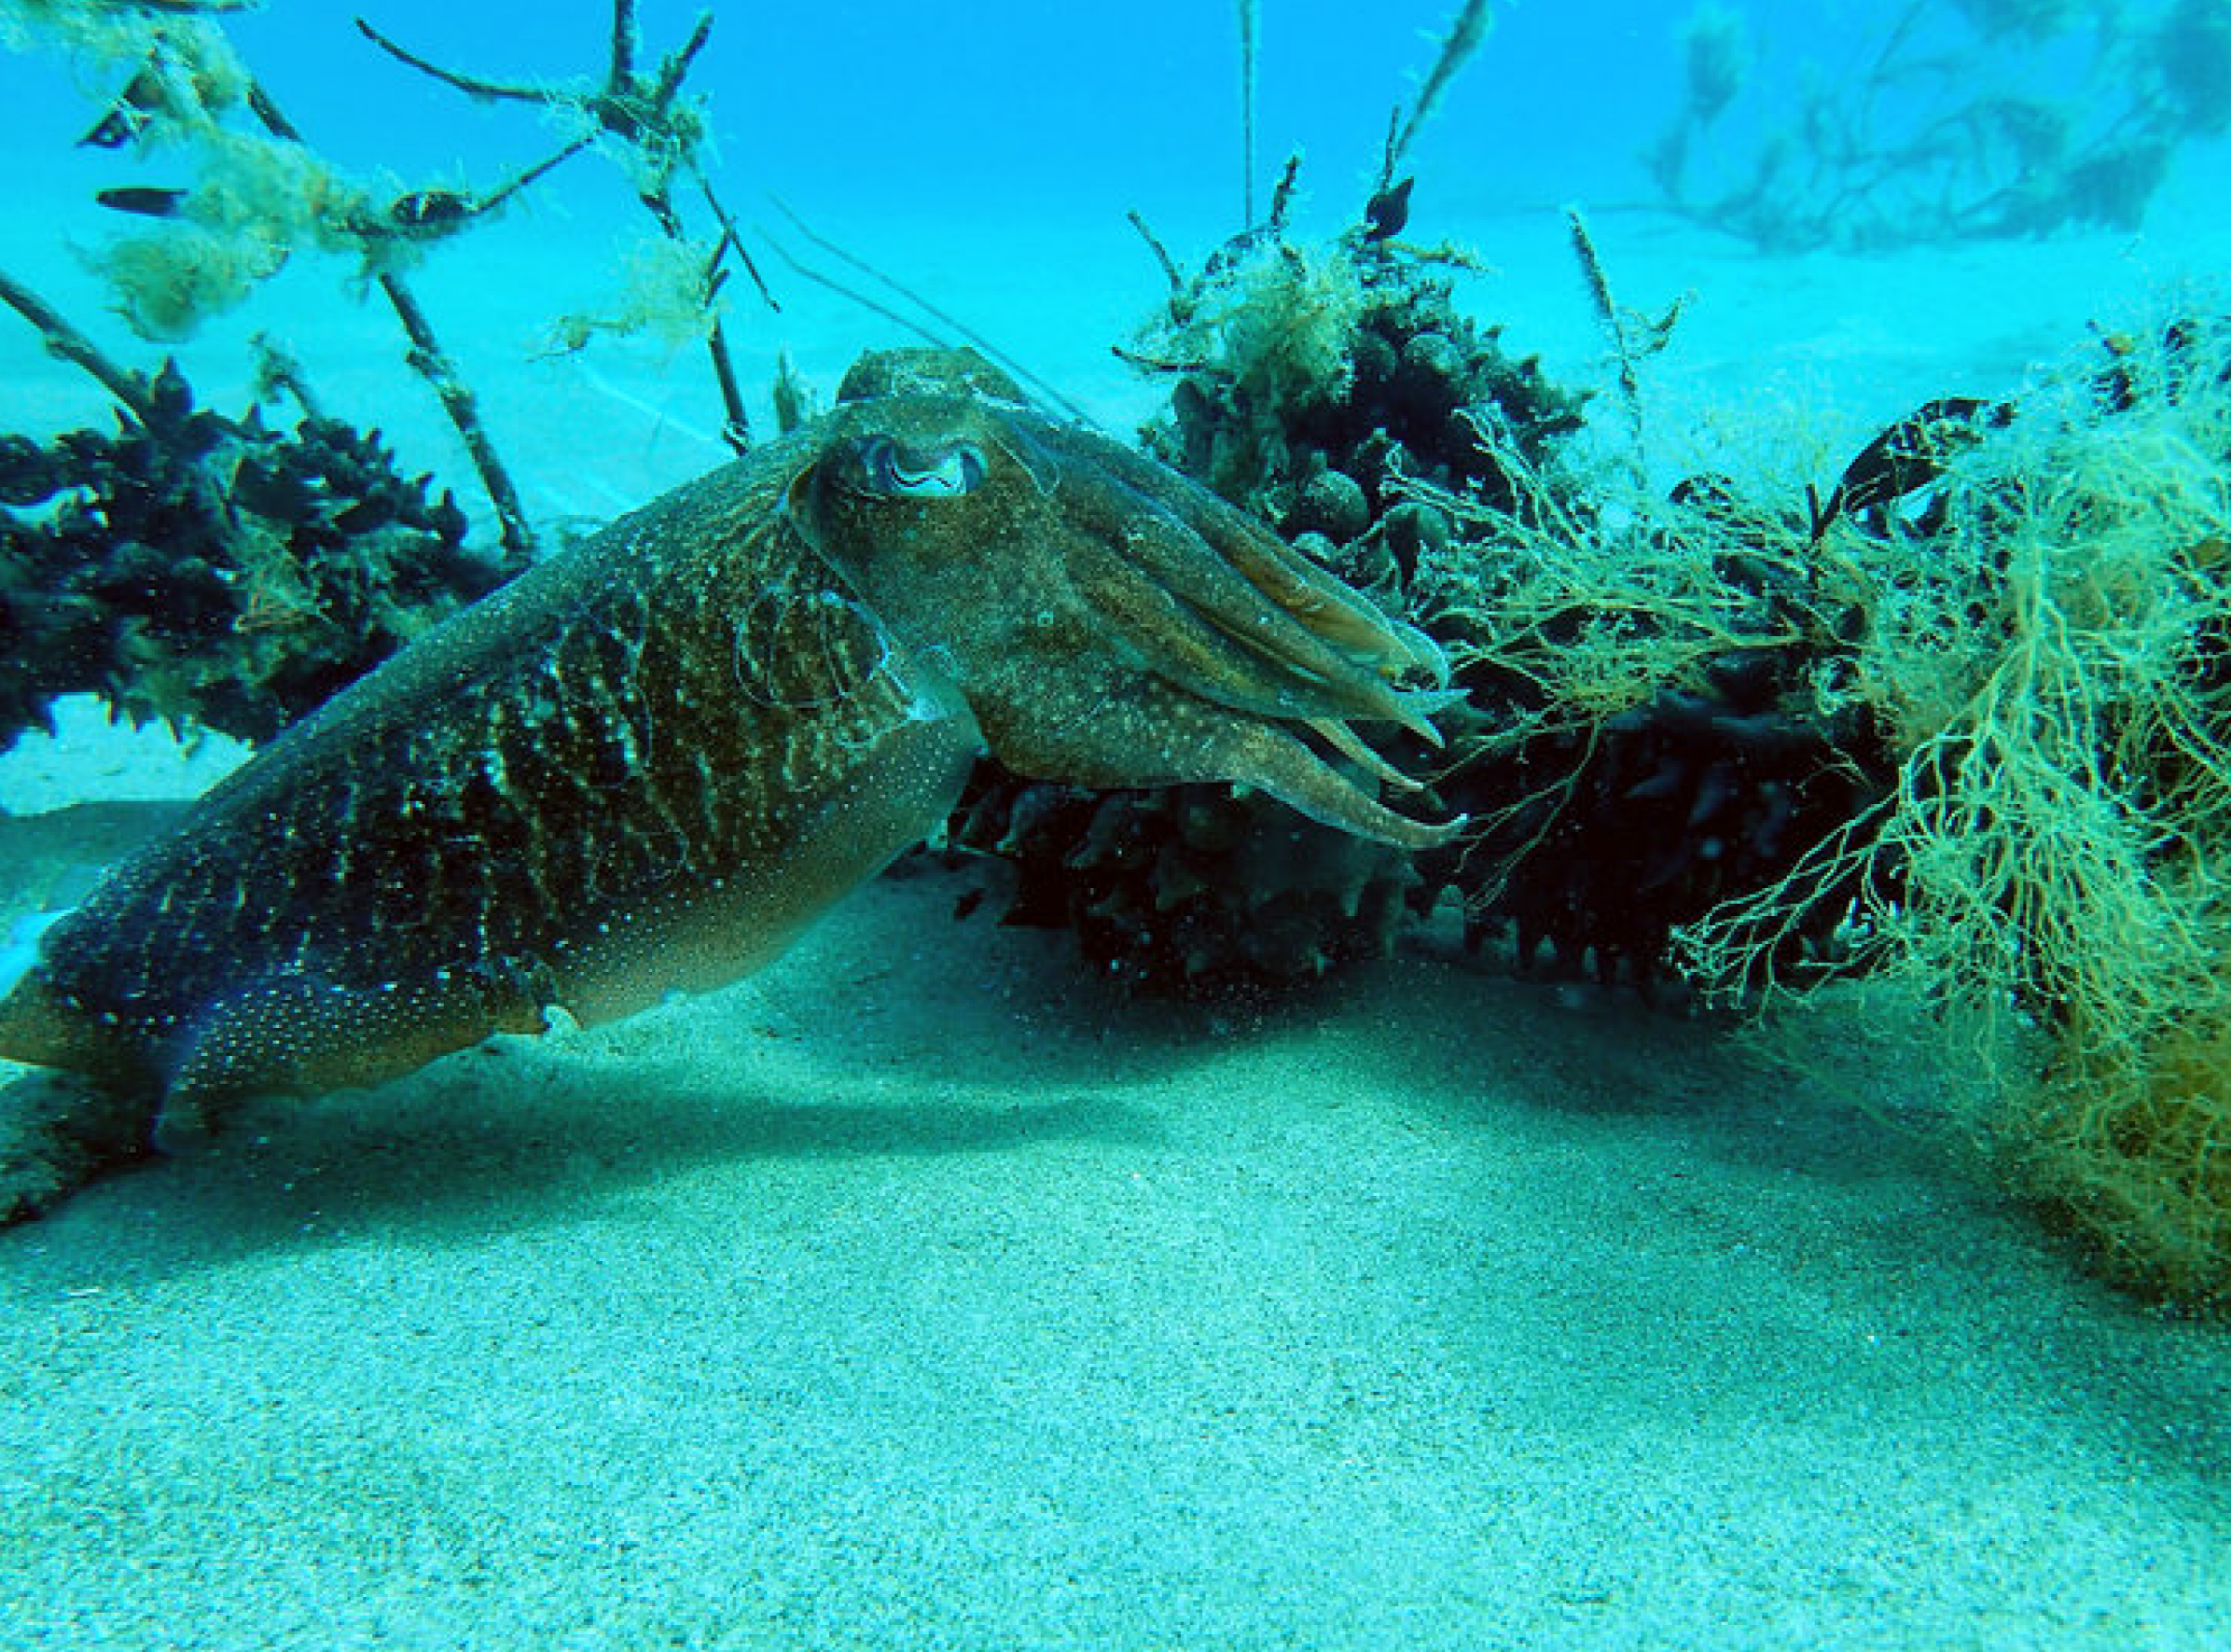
<box><xmin>692</xmin><ymin>169</ymin><xmax>781</xmax><ymax>312</ymax></box>
<box><xmin>475</xmin><ymin>132</ymin><xmax>599</xmax><ymax>215</ymax></box>
<box><xmin>1566</xmin><ymin>206</ymin><xmax>1646</xmax><ymax>484</ymax></box>
<box><xmin>1266</xmin><ymin>151</ymin><xmax>1302</xmax><ymax>236</ymax></box>
<box><xmin>1234</xmin><ymin>0</ymin><xmax>1258</xmax><ymax>228</ymax></box>
<box><xmin>1126</xmin><ymin>210</ymin><xmax>1185</xmax><ymax>296</ymax></box>
<box><xmin>759</xmin><ymin>239</ymin><xmax>948</xmax><ymax>349</ymax></box>
<box><xmin>767</xmin><ymin>198</ymin><xmax>1093</xmax><ymax>425</ymax></box>
<box><xmin>642</xmin><ymin>181</ymin><xmax>750</xmax><ymax>451</ymax></box>
<box><xmin>353</xmin><ymin>18</ymin><xmax>549</xmax><ymax>104</ymax></box>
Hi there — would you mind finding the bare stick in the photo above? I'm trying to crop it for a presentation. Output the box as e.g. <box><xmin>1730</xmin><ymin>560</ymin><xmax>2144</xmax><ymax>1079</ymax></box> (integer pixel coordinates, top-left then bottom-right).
<box><xmin>0</xmin><ymin>265</ymin><xmax>153</xmax><ymax>424</ymax></box>
<box><xmin>1235</xmin><ymin>0</ymin><xmax>1258</xmax><ymax>228</ymax></box>
<box><xmin>353</xmin><ymin>18</ymin><xmax>550</xmax><ymax>104</ymax></box>
<box><xmin>610</xmin><ymin>0</ymin><xmax>638</xmax><ymax>87</ymax></box>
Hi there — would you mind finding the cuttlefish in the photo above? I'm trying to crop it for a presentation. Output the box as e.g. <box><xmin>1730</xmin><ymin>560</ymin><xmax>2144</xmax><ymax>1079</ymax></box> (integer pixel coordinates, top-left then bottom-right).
<box><xmin>0</xmin><ymin>348</ymin><xmax>1457</xmax><ymax>1208</ymax></box>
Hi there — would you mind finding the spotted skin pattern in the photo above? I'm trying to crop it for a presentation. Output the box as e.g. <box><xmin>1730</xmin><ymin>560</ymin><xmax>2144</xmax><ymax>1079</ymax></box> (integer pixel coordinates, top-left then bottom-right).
<box><xmin>0</xmin><ymin>350</ymin><xmax>1455</xmax><ymax>1182</ymax></box>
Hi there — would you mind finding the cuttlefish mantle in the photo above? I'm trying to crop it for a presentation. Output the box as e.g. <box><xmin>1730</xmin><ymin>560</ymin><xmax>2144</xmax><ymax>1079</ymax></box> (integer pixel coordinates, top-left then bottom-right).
<box><xmin>0</xmin><ymin>346</ymin><xmax>1460</xmax><ymax>1202</ymax></box>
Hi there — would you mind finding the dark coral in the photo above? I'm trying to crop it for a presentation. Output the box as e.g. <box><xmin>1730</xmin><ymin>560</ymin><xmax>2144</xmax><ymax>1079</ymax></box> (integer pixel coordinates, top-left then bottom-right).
<box><xmin>1420</xmin><ymin>656</ymin><xmax>1894</xmax><ymax>994</ymax></box>
<box><xmin>0</xmin><ymin>361</ymin><xmax>525</xmax><ymax>751</ymax></box>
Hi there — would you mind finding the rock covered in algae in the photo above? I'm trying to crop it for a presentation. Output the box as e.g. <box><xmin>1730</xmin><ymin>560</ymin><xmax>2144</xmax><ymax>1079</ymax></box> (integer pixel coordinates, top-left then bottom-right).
<box><xmin>1137</xmin><ymin>235</ymin><xmax>1587</xmax><ymax>554</ymax></box>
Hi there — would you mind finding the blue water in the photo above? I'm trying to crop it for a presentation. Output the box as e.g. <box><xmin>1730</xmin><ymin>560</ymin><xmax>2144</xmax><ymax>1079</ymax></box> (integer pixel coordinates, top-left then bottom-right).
<box><xmin>3</xmin><ymin>0</ymin><xmax>2224</xmax><ymax>440</ymax></box>
<box><xmin>181</xmin><ymin>1</ymin><xmax>1669</xmax><ymax>219</ymax></box>
<box><xmin>6</xmin><ymin>6</ymin><xmax>2231</xmax><ymax>1650</ymax></box>
<box><xmin>21</xmin><ymin>1</ymin><xmax>2112</xmax><ymax>243</ymax></box>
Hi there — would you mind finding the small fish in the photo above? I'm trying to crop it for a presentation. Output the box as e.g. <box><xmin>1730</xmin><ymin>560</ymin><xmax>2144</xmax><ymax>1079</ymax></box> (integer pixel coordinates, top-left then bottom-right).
<box><xmin>94</xmin><ymin>186</ymin><xmax>187</xmax><ymax>220</ymax></box>
<box><xmin>387</xmin><ymin>189</ymin><xmax>478</xmax><ymax>233</ymax></box>
<box><xmin>77</xmin><ymin>66</ymin><xmax>165</xmax><ymax>150</ymax></box>
<box><xmin>1808</xmin><ymin>396</ymin><xmax>2013</xmax><ymax>544</ymax></box>
<box><xmin>1365</xmin><ymin>176</ymin><xmax>1416</xmax><ymax>242</ymax></box>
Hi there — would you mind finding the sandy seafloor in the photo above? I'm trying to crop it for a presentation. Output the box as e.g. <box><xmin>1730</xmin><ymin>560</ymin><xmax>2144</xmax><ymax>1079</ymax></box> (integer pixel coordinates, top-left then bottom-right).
<box><xmin>5</xmin><ymin>132</ymin><xmax>2231</xmax><ymax>1652</ymax></box>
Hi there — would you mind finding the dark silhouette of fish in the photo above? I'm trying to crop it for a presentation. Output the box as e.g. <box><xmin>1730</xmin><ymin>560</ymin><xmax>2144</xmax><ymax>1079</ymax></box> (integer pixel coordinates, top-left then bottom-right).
<box><xmin>93</xmin><ymin>186</ymin><xmax>187</xmax><ymax>219</ymax></box>
<box><xmin>1808</xmin><ymin>396</ymin><xmax>2013</xmax><ymax>545</ymax></box>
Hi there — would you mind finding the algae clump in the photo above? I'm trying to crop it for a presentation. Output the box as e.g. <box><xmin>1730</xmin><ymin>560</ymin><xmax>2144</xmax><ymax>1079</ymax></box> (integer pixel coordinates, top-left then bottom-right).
<box><xmin>1677</xmin><ymin>318</ymin><xmax>2231</xmax><ymax>1306</ymax></box>
<box><xmin>1130</xmin><ymin>237</ymin><xmax>1367</xmax><ymax>504</ymax></box>
<box><xmin>547</xmin><ymin>234</ymin><xmax>726</xmax><ymax>355</ymax></box>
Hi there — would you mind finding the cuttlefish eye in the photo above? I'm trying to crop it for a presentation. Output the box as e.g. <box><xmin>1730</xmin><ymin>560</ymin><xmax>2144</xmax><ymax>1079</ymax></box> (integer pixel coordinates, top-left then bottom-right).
<box><xmin>854</xmin><ymin>434</ymin><xmax>987</xmax><ymax>500</ymax></box>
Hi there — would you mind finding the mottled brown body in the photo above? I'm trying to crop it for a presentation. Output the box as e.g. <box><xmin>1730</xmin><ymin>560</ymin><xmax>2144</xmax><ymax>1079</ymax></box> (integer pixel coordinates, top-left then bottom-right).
<box><xmin>0</xmin><ymin>348</ymin><xmax>1456</xmax><ymax>1187</ymax></box>
<box><xmin>0</xmin><ymin>435</ymin><xmax>977</xmax><ymax>1140</ymax></box>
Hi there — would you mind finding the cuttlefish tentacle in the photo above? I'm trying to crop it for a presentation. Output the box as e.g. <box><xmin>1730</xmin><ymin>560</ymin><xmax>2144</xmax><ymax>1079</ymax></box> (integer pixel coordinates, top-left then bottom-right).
<box><xmin>1059</xmin><ymin>511</ymin><xmax>1431</xmax><ymax>737</ymax></box>
<box><xmin>1055</xmin><ymin>423</ymin><xmax>1448</xmax><ymax>680</ymax></box>
<box><xmin>1307</xmin><ymin>718</ymin><xmax>1426</xmax><ymax>792</ymax></box>
<box><xmin>981</xmin><ymin>662</ymin><xmax>1459</xmax><ymax>851</ymax></box>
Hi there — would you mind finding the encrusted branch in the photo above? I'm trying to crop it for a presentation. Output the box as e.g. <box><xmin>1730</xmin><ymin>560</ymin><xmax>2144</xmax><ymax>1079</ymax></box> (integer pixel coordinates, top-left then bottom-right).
<box><xmin>243</xmin><ymin>80</ymin><xmax>536</xmax><ymax>555</ymax></box>
<box><xmin>0</xmin><ymin>265</ymin><xmax>155</xmax><ymax>426</ymax></box>
<box><xmin>373</xmin><ymin>272</ymin><xmax>537</xmax><ymax>556</ymax></box>
<box><xmin>355</xmin><ymin>0</ymin><xmax>753</xmax><ymax>451</ymax></box>
<box><xmin>649</xmin><ymin>13</ymin><xmax>713</xmax><ymax>110</ymax></box>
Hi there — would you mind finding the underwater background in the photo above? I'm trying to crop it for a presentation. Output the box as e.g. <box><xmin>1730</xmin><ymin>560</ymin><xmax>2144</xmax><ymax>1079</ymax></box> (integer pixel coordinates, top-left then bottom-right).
<box><xmin>5</xmin><ymin>2</ymin><xmax>2231</xmax><ymax>1648</ymax></box>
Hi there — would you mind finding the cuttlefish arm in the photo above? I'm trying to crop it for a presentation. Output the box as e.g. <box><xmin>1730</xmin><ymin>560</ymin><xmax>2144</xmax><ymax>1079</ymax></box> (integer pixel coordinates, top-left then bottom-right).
<box><xmin>784</xmin><ymin>371</ymin><xmax>1463</xmax><ymax>851</ymax></box>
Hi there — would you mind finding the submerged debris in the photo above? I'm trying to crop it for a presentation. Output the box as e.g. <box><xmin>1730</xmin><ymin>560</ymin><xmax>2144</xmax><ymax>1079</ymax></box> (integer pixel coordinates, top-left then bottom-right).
<box><xmin>1648</xmin><ymin>0</ymin><xmax>2231</xmax><ymax>248</ymax></box>
<box><xmin>0</xmin><ymin>359</ymin><xmax>523</xmax><ymax>750</ymax></box>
